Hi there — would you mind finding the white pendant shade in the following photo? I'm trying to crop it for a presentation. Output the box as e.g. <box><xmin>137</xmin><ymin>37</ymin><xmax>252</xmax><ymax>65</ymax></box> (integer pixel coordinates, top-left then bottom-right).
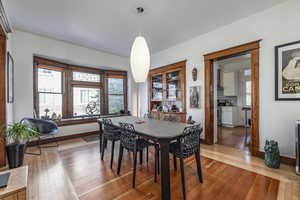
<box><xmin>130</xmin><ymin>36</ymin><xmax>150</xmax><ymax>83</ymax></box>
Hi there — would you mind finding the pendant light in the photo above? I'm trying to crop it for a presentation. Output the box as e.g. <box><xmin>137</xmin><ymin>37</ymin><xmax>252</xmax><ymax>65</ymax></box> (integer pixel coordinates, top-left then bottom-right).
<box><xmin>130</xmin><ymin>7</ymin><xmax>150</xmax><ymax>118</ymax></box>
<box><xmin>130</xmin><ymin>7</ymin><xmax>150</xmax><ymax>83</ymax></box>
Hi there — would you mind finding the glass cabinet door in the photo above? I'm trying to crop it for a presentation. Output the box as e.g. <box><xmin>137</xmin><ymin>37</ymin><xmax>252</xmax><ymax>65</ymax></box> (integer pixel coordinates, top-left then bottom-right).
<box><xmin>152</xmin><ymin>74</ymin><xmax>163</xmax><ymax>100</ymax></box>
<box><xmin>166</xmin><ymin>71</ymin><xmax>181</xmax><ymax>100</ymax></box>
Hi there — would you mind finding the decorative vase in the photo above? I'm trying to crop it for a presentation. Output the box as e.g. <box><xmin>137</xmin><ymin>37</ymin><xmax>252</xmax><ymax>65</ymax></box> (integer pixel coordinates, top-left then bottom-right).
<box><xmin>264</xmin><ymin>140</ymin><xmax>280</xmax><ymax>169</ymax></box>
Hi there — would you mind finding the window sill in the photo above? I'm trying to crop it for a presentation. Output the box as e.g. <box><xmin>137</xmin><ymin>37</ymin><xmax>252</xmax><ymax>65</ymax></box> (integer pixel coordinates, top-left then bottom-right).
<box><xmin>56</xmin><ymin>114</ymin><xmax>129</xmax><ymax>127</ymax></box>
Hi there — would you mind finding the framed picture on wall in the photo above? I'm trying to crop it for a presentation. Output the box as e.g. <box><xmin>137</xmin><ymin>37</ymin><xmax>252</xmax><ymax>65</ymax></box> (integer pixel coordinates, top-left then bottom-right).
<box><xmin>275</xmin><ymin>40</ymin><xmax>300</xmax><ymax>100</ymax></box>
<box><xmin>190</xmin><ymin>86</ymin><xmax>200</xmax><ymax>108</ymax></box>
<box><xmin>7</xmin><ymin>52</ymin><xmax>14</xmax><ymax>103</ymax></box>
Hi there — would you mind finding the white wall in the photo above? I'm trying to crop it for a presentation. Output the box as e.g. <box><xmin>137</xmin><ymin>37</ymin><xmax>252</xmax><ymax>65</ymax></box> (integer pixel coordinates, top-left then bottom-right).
<box><xmin>142</xmin><ymin>0</ymin><xmax>300</xmax><ymax>158</ymax></box>
<box><xmin>11</xmin><ymin>30</ymin><xmax>134</xmax><ymax>136</ymax></box>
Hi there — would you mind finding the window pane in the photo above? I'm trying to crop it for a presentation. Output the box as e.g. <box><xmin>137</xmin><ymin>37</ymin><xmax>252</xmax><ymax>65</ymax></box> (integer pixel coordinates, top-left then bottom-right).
<box><xmin>73</xmin><ymin>87</ymin><xmax>100</xmax><ymax>116</ymax></box>
<box><xmin>108</xmin><ymin>78</ymin><xmax>123</xmax><ymax>94</ymax></box>
<box><xmin>109</xmin><ymin>95</ymin><xmax>124</xmax><ymax>114</ymax></box>
<box><xmin>39</xmin><ymin>93</ymin><xmax>62</xmax><ymax>118</ymax></box>
<box><xmin>38</xmin><ymin>68</ymin><xmax>62</xmax><ymax>93</ymax></box>
<box><xmin>244</xmin><ymin>69</ymin><xmax>251</xmax><ymax>76</ymax></box>
<box><xmin>246</xmin><ymin>81</ymin><xmax>251</xmax><ymax>106</ymax></box>
<box><xmin>73</xmin><ymin>72</ymin><xmax>100</xmax><ymax>82</ymax></box>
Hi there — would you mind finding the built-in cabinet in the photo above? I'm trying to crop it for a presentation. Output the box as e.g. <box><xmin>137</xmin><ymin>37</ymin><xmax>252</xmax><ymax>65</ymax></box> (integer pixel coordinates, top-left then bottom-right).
<box><xmin>148</xmin><ymin>61</ymin><xmax>186</xmax><ymax>122</ymax></box>
<box><xmin>223</xmin><ymin>72</ymin><xmax>238</xmax><ymax>96</ymax></box>
<box><xmin>221</xmin><ymin>106</ymin><xmax>239</xmax><ymax>127</ymax></box>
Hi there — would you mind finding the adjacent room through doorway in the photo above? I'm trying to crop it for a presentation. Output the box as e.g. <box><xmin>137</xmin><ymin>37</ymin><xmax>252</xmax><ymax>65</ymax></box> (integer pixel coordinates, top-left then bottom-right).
<box><xmin>214</xmin><ymin>54</ymin><xmax>252</xmax><ymax>152</ymax></box>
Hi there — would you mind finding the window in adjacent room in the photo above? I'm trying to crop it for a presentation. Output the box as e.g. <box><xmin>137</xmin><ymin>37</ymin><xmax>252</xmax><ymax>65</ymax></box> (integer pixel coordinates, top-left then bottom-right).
<box><xmin>245</xmin><ymin>80</ymin><xmax>251</xmax><ymax>106</ymax></box>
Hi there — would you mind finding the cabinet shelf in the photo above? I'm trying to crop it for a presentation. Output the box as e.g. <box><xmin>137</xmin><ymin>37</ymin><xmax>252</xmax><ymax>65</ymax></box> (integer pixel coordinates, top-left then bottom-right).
<box><xmin>148</xmin><ymin>60</ymin><xmax>187</xmax><ymax>122</ymax></box>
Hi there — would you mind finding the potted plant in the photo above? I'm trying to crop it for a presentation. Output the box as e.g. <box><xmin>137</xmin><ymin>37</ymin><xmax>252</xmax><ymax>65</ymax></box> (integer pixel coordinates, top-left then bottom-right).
<box><xmin>1</xmin><ymin>123</ymin><xmax>37</xmax><ymax>168</ymax></box>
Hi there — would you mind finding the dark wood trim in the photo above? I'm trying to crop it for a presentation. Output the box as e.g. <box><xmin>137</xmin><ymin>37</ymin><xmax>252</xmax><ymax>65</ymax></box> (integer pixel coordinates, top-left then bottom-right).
<box><xmin>149</xmin><ymin>60</ymin><xmax>187</xmax><ymax>75</ymax></box>
<box><xmin>57</xmin><ymin>118</ymin><xmax>98</xmax><ymax>126</ymax></box>
<box><xmin>33</xmin><ymin>56</ymin><xmax>128</xmax><ymax>121</ymax></box>
<box><xmin>204</xmin><ymin>59</ymin><xmax>214</xmax><ymax>144</ymax></box>
<box><xmin>0</xmin><ymin>25</ymin><xmax>5</xmax><ymax>167</ymax></box>
<box><xmin>27</xmin><ymin>131</ymin><xmax>98</xmax><ymax>146</ymax></box>
<box><xmin>257</xmin><ymin>151</ymin><xmax>296</xmax><ymax>166</ymax></box>
<box><xmin>148</xmin><ymin>60</ymin><xmax>187</xmax><ymax>122</ymax></box>
<box><xmin>204</xmin><ymin>40</ymin><xmax>261</xmax><ymax>156</ymax></box>
<box><xmin>250</xmin><ymin>48</ymin><xmax>260</xmax><ymax>156</ymax></box>
<box><xmin>204</xmin><ymin>40</ymin><xmax>261</xmax><ymax>60</ymax></box>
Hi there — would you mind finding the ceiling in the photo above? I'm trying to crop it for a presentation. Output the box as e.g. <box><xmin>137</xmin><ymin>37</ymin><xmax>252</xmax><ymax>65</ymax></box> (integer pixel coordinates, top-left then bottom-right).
<box><xmin>4</xmin><ymin>0</ymin><xmax>286</xmax><ymax>57</ymax></box>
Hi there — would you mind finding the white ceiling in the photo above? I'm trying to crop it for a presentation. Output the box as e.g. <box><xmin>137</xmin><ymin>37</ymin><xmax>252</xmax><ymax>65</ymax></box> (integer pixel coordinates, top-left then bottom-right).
<box><xmin>4</xmin><ymin>0</ymin><xmax>286</xmax><ymax>57</ymax></box>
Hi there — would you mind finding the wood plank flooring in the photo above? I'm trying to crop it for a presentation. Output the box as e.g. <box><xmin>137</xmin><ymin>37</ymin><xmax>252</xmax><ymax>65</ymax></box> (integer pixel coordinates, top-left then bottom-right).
<box><xmin>23</xmin><ymin>138</ymin><xmax>300</xmax><ymax>200</ymax></box>
<box><xmin>59</xmin><ymin>142</ymin><xmax>279</xmax><ymax>200</ymax></box>
<box><xmin>217</xmin><ymin>126</ymin><xmax>250</xmax><ymax>152</ymax></box>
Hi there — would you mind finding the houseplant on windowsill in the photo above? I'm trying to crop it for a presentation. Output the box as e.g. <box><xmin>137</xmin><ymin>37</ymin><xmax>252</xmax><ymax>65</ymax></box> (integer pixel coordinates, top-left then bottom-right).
<box><xmin>1</xmin><ymin>123</ymin><xmax>38</xmax><ymax>168</ymax></box>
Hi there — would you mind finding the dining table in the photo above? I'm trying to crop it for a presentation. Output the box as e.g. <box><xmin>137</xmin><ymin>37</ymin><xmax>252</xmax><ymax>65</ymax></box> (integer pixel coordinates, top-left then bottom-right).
<box><xmin>98</xmin><ymin>116</ymin><xmax>193</xmax><ymax>200</ymax></box>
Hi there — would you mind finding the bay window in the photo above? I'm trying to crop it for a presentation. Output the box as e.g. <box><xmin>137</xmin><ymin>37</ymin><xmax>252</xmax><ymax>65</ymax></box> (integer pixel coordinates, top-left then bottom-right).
<box><xmin>33</xmin><ymin>57</ymin><xmax>127</xmax><ymax>125</ymax></box>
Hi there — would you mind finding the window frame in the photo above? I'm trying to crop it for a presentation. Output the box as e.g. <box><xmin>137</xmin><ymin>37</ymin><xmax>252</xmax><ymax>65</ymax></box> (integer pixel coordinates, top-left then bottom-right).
<box><xmin>105</xmin><ymin>74</ymin><xmax>127</xmax><ymax>114</ymax></box>
<box><xmin>33</xmin><ymin>57</ymin><xmax>128</xmax><ymax>126</ymax></box>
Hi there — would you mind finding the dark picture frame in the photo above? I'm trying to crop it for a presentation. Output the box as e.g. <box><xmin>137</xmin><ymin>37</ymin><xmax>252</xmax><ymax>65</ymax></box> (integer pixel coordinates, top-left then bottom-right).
<box><xmin>7</xmin><ymin>52</ymin><xmax>14</xmax><ymax>103</ymax></box>
<box><xmin>190</xmin><ymin>86</ymin><xmax>200</xmax><ymax>108</ymax></box>
<box><xmin>275</xmin><ymin>40</ymin><xmax>300</xmax><ymax>101</ymax></box>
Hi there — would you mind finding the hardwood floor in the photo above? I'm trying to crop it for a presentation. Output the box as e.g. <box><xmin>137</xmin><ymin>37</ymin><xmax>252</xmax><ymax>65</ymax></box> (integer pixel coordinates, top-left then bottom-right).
<box><xmin>23</xmin><ymin>138</ymin><xmax>300</xmax><ymax>200</ymax></box>
<box><xmin>217</xmin><ymin>126</ymin><xmax>250</xmax><ymax>152</ymax></box>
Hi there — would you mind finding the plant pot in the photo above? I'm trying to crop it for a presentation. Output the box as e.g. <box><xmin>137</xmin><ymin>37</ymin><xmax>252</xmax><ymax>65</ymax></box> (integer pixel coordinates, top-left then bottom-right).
<box><xmin>6</xmin><ymin>143</ymin><xmax>26</xmax><ymax>169</ymax></box>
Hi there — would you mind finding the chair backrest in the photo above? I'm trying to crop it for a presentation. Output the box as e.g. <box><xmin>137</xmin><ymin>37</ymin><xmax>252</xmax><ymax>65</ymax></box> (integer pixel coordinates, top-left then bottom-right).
<box><xmin>20</xmin><ymin>118</ymin><xmax>58</xmax><ymax>135</ymax></box>
<box><xmin>179</xmin><ymin>124</ymin><xmax>202</xmax><ymax>157</ymax></box>
<box><xmin>119</xmin><ymin>122</ymin><xmax>137</xmax><ymax>150</ymax></box>
<box><xmin>102</xmin><ymin>118</ymin><xmax>115</xmax><ymax>131</ymax></box>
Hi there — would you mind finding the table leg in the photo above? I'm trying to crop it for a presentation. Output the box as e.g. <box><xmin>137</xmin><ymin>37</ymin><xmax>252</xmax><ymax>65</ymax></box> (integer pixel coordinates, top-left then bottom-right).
<box><xmin>159</xmin><ymin>139</ymin><xmax>171</xmax><ymax>200</ymax></box>
<box><xmin>99</xmin><ymin>122</ymin><xmax>103</xmax><ymax>155</ymax></box>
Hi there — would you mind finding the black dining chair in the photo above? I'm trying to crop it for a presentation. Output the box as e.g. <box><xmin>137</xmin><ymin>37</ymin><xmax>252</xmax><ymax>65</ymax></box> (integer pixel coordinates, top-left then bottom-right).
<box><xmin>21</xmin><ymin>118</ymin><xmax>59</xmax><ymax>155</ymax></box>
<box><xmin>170</xmin><ymin>124</ymin><xmax>203</xmax><ymax>200</ymax></box>
<box><xmin>117</xmin><ymin>122</ymin><xmax>159</xmax><ymax>188</ymax></box>
<box><xmin>100</xmin><ymin>118</ymin><xmax>121</xmax><ymax>169</ymax></box>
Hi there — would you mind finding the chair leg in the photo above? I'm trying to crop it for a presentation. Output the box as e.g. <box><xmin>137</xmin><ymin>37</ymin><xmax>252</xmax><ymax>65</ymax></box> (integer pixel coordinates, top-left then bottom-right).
<box><xmin>101</xmin><ymin>138</ymin><xmax>107</xmax><ymax>160</ymax></box>
<box><xmin>99</xmin><ymin>131</ymin><xmax>103</xmax><ymax>155</ymax></box>
<box><xmin>195</xmin><ymin>151</ymin><xmax>203</xmax><ymax>183</ymax></box>
<box><xmin>157</xmin><ymin>148</ymin><xmax>160</xmax><ymax>175</ymax></box>
<box><xmin>132</xmin><ymin>148</ymin><xmax>138</xmax><ymax>188</ymax></box>
<box><xmin>173</xmin><ymin>154</ymin><xmax>177</xmax><ymax>170</ymax></box>
<box><xmin>139</xmin><ymin>149</ymin><xmax>143</xmax><ymax>165</ymax></box>
<box><xmin>110</xmin><ymin>140</ymin><xmax>115</xmax><ymax>169</ymax></box>
<box><xmin>146</xmin><ymin>146</ymin><xmax>149</xmax><ymax>163</ymax></box>
<box><xmin>179</xmin><ymin>158</ymin><xmax>186</xmax><ymax>200</ymax></box>
<box><xmin>154</xmin><ymin>146</ymin><xmax>158</xmax><ymax>183</ymax></box>
<box><xmin>117</xmin><ymin>145</ymin><xmax>124</xmax><ymax>175</ymax></box>
<box><xmin>26</xmin><ymin>136</ymin><xmax>41</xmax><ymax>155</ymax></box>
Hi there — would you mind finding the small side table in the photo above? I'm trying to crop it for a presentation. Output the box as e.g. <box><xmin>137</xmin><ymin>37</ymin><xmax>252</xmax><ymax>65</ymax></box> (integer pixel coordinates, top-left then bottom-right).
<box><xmin>0</xmin><ymin>166</ymin><xmax>28</xmax><ymax>200</ymax></box>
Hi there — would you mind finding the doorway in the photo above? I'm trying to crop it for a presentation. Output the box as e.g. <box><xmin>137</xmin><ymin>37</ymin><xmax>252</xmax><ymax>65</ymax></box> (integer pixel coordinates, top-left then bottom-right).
<box><xmin>215</xmin><ymin>54</ymin><xmax>252</xmax><ymax>152</ymax></box>
<box><xmin>204</xmin><ymin>40</ymin><xmax>260</xmax><ymax>156</ymax></box>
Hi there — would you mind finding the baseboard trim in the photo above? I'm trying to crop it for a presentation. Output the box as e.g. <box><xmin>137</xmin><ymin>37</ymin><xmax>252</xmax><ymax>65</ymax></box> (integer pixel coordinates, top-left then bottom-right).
<box><xmin>258</xmin><ymin>151</ymin><xmax>296</xmax><ymax>166</ymax></box>
<box><xmin>27</xmin><ymin>131</ymin><xmax>99</xmax><ymax>146</ymax></box>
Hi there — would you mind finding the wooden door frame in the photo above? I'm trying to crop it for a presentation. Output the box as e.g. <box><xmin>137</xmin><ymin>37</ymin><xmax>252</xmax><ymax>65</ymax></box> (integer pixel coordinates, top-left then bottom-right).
<box><xmin>204</xmin><ymin>40</ymin><xmax>261</xmax><ymax>156</ymax></box>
